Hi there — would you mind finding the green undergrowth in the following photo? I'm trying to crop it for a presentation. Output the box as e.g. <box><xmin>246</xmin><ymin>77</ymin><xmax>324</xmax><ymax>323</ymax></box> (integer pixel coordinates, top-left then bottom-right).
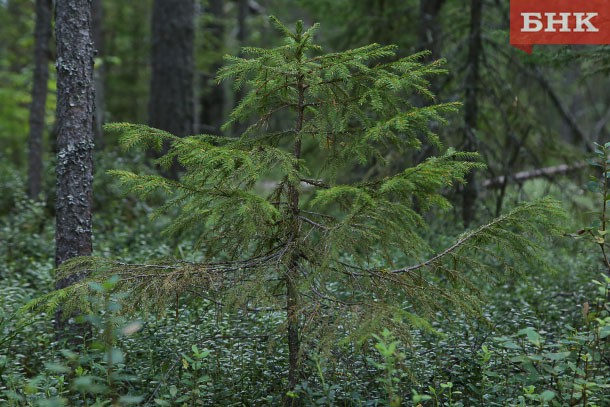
<box><xmin>1</xmin><ymin>166</ymin><xmax>607</xmax><ymax>406</ymax></box>
<box><xmin>1</xmin><ymin>230</ymin><xmax>606</xmax><ymax>406</ymax></box>
<box><xmin>2</xmin><ymin>103</ymin><xmax>608</xmax><ymax>407</ymax></box>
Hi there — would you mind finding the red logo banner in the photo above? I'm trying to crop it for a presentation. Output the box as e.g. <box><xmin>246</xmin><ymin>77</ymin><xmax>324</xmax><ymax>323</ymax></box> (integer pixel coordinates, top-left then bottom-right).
<box><xmin>510</xmin><ymin>0</ymin><xmax>610</xmax><ymax>53</ymax></box>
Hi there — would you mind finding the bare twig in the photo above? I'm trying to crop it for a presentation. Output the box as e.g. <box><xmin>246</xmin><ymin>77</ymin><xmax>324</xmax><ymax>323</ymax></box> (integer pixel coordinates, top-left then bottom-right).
<box><xmin>482</xmin><ymin>162</ymin><xmax>586</xmax><ymax>189</ymax></box>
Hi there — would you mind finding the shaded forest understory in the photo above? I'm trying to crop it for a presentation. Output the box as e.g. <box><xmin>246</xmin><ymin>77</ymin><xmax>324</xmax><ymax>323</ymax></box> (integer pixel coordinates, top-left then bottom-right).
<box><xmin>1</xmin><ymin>0</ymin><xmax>610</xmax><ymax>405</ymax></box>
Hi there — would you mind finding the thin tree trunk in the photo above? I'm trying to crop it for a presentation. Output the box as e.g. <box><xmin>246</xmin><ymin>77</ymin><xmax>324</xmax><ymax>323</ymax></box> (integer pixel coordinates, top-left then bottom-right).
<box><xmin>237</xmin><ymin>0</ymin><xmax>247</xmax><ymax>52</ymax></box>
<box><xmin>483</xmin><ymin>163</ymin><xmax>586</xmax><ymax>189</ymax></box>
<box><xmin>412</xmin><ymin>0</ymin><xmax>446</xmax><ymax>169</ymax></box>
<box><xmin>286</xmin><ymin>260</ymin><xmax>300</xmax><ymax>404</ymax></box>
<box><xmin>230</xmin><ymin>0</ymin><xmax>249</xmax><ymax>136</ymax></box>
<box><xmin>54</xmin><ymin>0</ymin><xmax>95</xmax><ymax>335</ymax></box>
<box><xmin>149</xmin><ymin>0</ymin><xmax>195</xmax><ymax>177</ymax></box>
<box><xmin>462</xmin><ymin>0</ymin><xmax>483</xmax><ymax>228</ymax></box>
<box><xmin>418</xmin><ymin>0</ymin><xmax>445</xmax><ymax>60</ymax></box>
<box><xmin>284</xmin><ymin>71</ymin><xmax>305</xmax><ymax>407</ymax></box>
<box><xmin>234</xmin><ymin>0</ymin><xmax>248</xmax><ymax>106</ymax></box>
<box><xmin>92</xmin><ymin>0</ymin><xmax>105</xmax><ymax>148</ymax></box>
<box><xmin>27</xmin><ymin>0</ymin><xmax>52</xmax><ymax>200</ymax></box>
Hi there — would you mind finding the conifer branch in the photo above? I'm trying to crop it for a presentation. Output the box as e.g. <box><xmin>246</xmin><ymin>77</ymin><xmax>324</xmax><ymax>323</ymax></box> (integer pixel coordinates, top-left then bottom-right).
<box><xmin>388</xmin><ymin>198</ymin><xmax>563</xmax><ymax>275</ymax></box>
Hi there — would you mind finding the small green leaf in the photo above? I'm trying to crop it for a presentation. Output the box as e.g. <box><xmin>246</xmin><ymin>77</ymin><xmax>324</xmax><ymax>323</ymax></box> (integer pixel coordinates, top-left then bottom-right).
<box><xmin>119</xmin><ymin>395</ymin><xmax>144</xmax><ymax>405</ymax></box>
<box><xmin>539</xmin><ymin>390</ymin><xmax>556</xmax><ymax>401</ymax></box>
<box><xmin>545</xmin><ymin>352</ymin><xmax>571</xmax><ymax>361</ymax></box>
<box><xmin>599</xmin><ymin>325</ymin><xmax>610</xmax><ymax>339</ymax></box>
<box><xmin>519</xmin><ymin>327</ymin><xmax>542</xmax><ymax>346</ymax></box>
<box><xmin>501</xmin><ymin>341</ymin><xmax>521</xmax><ymax>350</ymax></box>
<box><xmin>44</xmin><ymin>362</ymin><xmax>71</xmax><ymax>373</ymax></box>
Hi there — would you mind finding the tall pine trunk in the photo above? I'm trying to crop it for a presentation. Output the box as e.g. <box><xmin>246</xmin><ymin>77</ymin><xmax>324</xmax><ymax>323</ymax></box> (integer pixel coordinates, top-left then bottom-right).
<box><xmin>149</xmin><ymin>0</ymin><xmax>194</xmax><ymax>177</ymax></box>
<box><xmin>27</xmin><ymin>0</ymin><xmax>52</xmax><ymax>200</ymax></box>
<box><xmin>54</xmin><ymin>0</ymin><xmax>95</xmax><ymax>333</ymax></box>
<box><xmin>462</xmin><ymin>0</ymin><xmax>482</xmax><ymax>227</ymax></box>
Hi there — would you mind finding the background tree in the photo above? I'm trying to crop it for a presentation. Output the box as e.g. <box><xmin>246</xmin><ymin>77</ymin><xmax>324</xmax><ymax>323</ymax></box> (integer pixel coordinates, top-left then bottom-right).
<box><xmin>461</xmin><ymin>0</ymin><xmax>482</xmax><ymax>227</ymax></box>
<box><xmin>92</xmin><ymin>0</ymin><xmax>105</xmax><ymax>147</ymax></box>
<box><xmin>0</xmin><ymin>0</ymin><xmax>37</xmax><ymax>170</ymax></box>
<box><xmin>27</xmin><ymin>0</ymin><xmax>52</xmax><ymax>200</ymax></box>
<box><xmin>54</xmin><ymin>0</ymin><xmax>95</xmax><ymax>332</ymax></box>
<box><xmin>102</xmin><ymin>0</ymin><xmax>151</xmax><ymax>126</ymax></box>
<box><xmin>199</xmin><ymin>0</ymin><xmax>225</xmax><ymax>135</ymax></box>
<box><xmin>418</xmin><ymin>0</ymin><xmax>445</xmax><ymax>59</ymax></box>
<box><xmin>149</xmin><ymin>0</ymin><xmax>195</xmax><ymax>177</ymax></box>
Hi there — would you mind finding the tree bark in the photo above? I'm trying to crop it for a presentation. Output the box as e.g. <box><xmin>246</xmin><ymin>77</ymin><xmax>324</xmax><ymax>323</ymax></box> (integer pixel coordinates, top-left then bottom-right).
<box><xmin>149</xmin><ymin>0</ymin><xmax>195</xmax><ymax>176</ymax></box>
<box><xmin>92</xmin><ymin>0</ymin><xmax>105</xmax><ymax>147</ymax></box>
<box><xmin>27</xmin><ymin>0</ymin><xmax>52</xmax><ymax>200</ymax></box>
<box><xmin>282</xmin><ymin>68</ymin><xmax>306</xmax><ymax>407</ymax></box>
<box><xmin>54</xmin><ymin>0</ymin><xmax>95</xmax><ymax>335</ymax></box>
<box><xmin>411</xmin><ymin>0</ymin><xmax>447</xmax><ymax>169</ymax></box>
<box><xmin>150</xmin><ymin>0</ymin><xmax>195</xmax><ymax>136</ymax></box>
<box><xmin>285</xmin><ymin>258</ymin><xmax>300</xmax><ymax>406</ymax></box>
<box><xmin>462</xmin><ymin>0</ymin><xmax>483</xmax><ymax>228</ymax></box>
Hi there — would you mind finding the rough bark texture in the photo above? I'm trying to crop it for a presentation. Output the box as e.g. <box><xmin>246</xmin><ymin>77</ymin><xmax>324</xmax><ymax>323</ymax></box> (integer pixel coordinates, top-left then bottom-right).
<box><xmin>462</xmin><ymin>0</ymin><xmax>482</xmax><ymax>228</ymax></box>
<box><xmin>27</xmin><ymin>0</ymin><xmax>52</xmax><ymax>200</ymax></box>
<box><xmin>92</xmin><ymin>0</ymin><xmax>105</xmax><ymax>147</ymax></box>
<box><xmin>149</xmin><ymin>0</ymin><xmax>194</xmax><ymax>137</ymax></box>
<box><xmin>55</xmin><ymin>0</ymin><xmax>94</xmax><ymax>271</ymax></box>
<box><xmin>199</xmin><ymin>0</ymin><xmax>224</xmax><ymax>135</ymax></box>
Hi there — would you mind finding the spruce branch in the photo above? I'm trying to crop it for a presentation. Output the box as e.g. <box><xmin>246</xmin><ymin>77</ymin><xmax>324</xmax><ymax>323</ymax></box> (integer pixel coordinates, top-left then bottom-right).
<box><xmin>388</xmin><ymin>197</ymin><xmax>564</xmax><ymax>275</ymax></box>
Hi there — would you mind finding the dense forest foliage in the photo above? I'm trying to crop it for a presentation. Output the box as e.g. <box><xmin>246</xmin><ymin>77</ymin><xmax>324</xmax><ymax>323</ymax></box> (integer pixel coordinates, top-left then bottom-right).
<box><xmin>1</xmin><ymin>0</ymin><xmax>609</xmax><ymax>405</ymax></box>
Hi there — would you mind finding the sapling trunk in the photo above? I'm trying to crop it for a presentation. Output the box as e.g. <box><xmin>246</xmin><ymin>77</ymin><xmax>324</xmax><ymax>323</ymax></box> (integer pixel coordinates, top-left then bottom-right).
<box><xmin>285</xmin><ymin>71</ymin><xmax>305</xmax><ymax>405</ymax></box>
